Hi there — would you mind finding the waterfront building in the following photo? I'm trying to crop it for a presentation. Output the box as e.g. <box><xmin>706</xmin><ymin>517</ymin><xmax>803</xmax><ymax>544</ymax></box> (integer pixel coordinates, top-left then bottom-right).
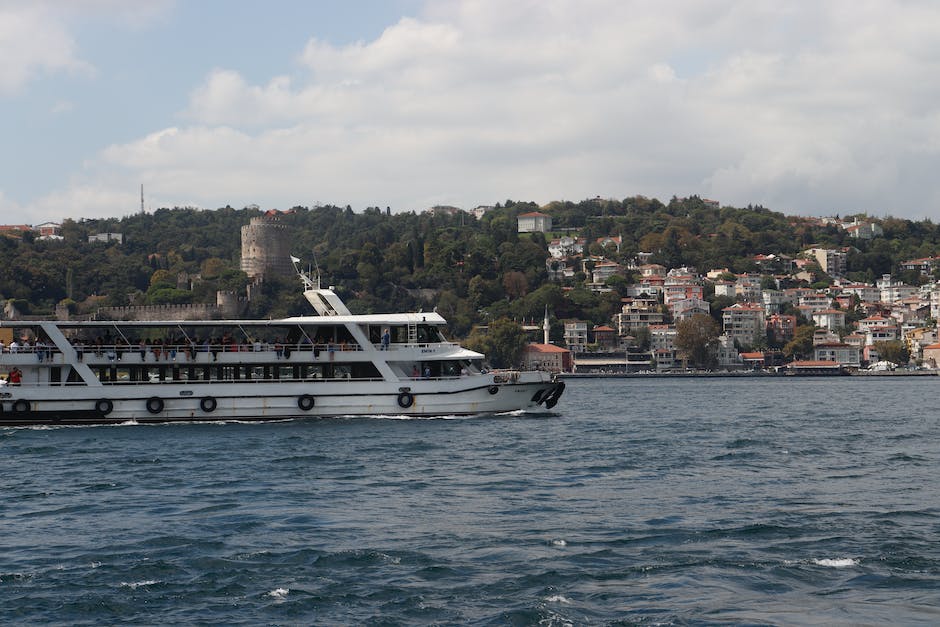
<box><xmin>522</xmin><ymin>343</ymin><xmax>572</xmax><ymax>373</ymax></box>
<box><xmin>563</xmin><ymin>321</ymin><xmax>589</xmax><ymax>352</ymax></box>
<box><xmin>814</xmin><ymin>342</ymin><xmax>861</xmax><ymax>368</ymax></box>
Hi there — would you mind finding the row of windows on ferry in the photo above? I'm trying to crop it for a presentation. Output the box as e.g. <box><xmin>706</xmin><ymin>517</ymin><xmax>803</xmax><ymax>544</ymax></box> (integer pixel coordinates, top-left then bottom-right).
<box><xmin>1</xmin><ymin>324</ymin><xmax>448</xmax><ymax>353</ymax></box>
<box><xmin>52</xmin><ymin>359</ymin><xmax>479</xmax><ymax>384</ymax></box>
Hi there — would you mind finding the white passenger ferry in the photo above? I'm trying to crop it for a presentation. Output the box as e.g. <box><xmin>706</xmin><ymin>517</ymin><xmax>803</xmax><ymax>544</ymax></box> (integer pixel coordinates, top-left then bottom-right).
<box><xmin>0</xmin><ymin>270</ymin><xmax>564</xmax><ymax>425</ymax></box>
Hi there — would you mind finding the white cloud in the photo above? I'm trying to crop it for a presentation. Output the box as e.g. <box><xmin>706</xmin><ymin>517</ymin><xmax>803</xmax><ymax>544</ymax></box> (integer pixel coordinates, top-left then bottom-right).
<box><xmin>0</xmin><ymin>3</ymin><xmax>94</xmax><ymax>94</ymax></box>
<box><xmin>18</xmin><ymin>0</ymin><xmax>940</xmax><ymax>221</ymax></box>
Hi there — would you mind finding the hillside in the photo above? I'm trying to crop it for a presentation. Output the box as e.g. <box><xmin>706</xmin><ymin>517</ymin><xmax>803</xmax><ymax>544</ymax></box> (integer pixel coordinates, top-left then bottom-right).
<box><xmin>2</xmin><ymin>197</ymin><xmax>938</xmax><ymax>343</ymax></box>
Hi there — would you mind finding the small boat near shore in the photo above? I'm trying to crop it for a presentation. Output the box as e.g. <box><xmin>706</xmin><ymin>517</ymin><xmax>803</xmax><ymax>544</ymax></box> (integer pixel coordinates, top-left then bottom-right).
<box><xmin>0</xmin><ymin>269</ymin><xmax>563</xmax><ymax>426</ymax></box>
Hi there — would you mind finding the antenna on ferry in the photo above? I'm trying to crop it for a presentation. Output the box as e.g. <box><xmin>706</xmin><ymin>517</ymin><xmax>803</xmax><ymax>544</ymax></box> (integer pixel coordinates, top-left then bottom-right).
<box><xmin>290</xmin><ymin>254</ymin><xmax>319</xmax><ymax>290</ymax></box>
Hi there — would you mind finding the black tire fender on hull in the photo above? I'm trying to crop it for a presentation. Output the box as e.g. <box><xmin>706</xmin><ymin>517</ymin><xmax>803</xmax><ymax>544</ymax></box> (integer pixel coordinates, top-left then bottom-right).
<box><xmin>95</xmin><ymin>399</ymin><xmax>114</xmax><ymax>415</ymax></box>
<box><xmin>200</xmin><ymin>396</ymin><xmax>217</xmax><ymax>413</ymax></box>
<box><xmin>298</xmin><ymin>394</ymin><xmax>315</xmax><ymax>411</ymax></box>
<box><xmin>543</xmin><ymin>382</ymin><xmax>566</xmax><ymax>409</ymax></box>
<box><xmin>13</xmin><ymin>399</ymin><xmax>30</xmax><ymax>413</ymax></box>
<box><xmin>397</xmin><ymin>392</ymin><xmax>415</xmax><ymax>408</ymax></box>
<box><xmin>146</xmin><ymin>397</ymin><xmax>164</xmax><ymax>414</ymax></box>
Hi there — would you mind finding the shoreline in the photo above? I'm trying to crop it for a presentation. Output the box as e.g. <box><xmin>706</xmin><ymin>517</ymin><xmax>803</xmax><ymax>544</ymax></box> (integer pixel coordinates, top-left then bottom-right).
<box><xmin>559</xmin><ymin>370</ymin><xmax>938</xmax><ymax>379</ymax></box>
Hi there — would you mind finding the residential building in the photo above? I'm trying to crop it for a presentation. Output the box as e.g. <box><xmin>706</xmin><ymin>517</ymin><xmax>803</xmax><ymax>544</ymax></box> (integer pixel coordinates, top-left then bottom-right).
<box><xmin>664</xmin><ymin>275</ymin><xmax>704</xmax><ymax>306</ymax></box>
<box><xmin>762</xmin><ymin>290</ymin><xmax>786</xmax><ymax>315</ymax></box>
<box><xmin>88</xmin><ymin>232</ymin><xmax>124</xmax><ymax>244</ymax></box>
<box><xmin>922</xmin><ymin>342</ymin><xmax>940</xmax><ymax>368</ymax></box>
<box><xmin>735</xmin><ymin>274</ymin><xmax>763</xmax><ymax>301</ymax></box>
<box><xmin>548</xmin><ymin>236</ymin><xmax>585</xmax><ymax>259</ymax></box>
<box><xmin>839</xmin><ymin>282</ymin><xmax>880</xmax><ymax>303</ymax></box>
<box><xmin>766</xmin><ymin>314</ymin><xmax>797</xmax><ymax>343</ymax></box>
<box><xmin>469</xmin><ymin>205</ymin><xmax>495</xmax><ymax>219</ymax></box>
<box><xmin>814</xmin><ymin>342</ymin><xmax>861</xmax><ymax>368</ymax></box>
<box><xmin>670</xmin><ymin>297</ymin><xmax>710</xmax><ymax>321</ymax></box>
<box><xmin>877</xmin><ymin>274</ymin><xmax>916</xmax><ymax>303</ymax></box>
<box><xmin>592</xmin><ymin>325</ymin><xmax>618</xmax><ymax>349</ymax></box>
<box><xmin>615</xmin><ymin>299</ymin><xmax>665</xmax><ymax>334</ymax></box>
<box><xmin>716</xmin><ymin>334</ymin><xmax>742</xmax><ymax>368</ymax></box>
<box><xmin>595</xmin><ymin>235</ymin><xmax>622</xmax><ymax>252</ymax></box>
<box><xmin>592</xmin><ymin>261</ymin><xmax>622</xmax><ymax>284</ymax></box>
<box><xmin>626</xmin><ymin>279</ymin><xmax>664</xmax><ymax>299</ymax></box>
<box><xmin>638</xmin><ymin>264</ymin><xmax>667</xmax><ymax>278</ymax></box>
<box><xmin>905</xmin><ymin>327</ymin><xmax>939</xmax><ymax>361</ymax></box>
<box><xmin>517</xmin><ymin>211</ymin><xmax>552</xmax><ymax>233</ymax></box>
<box><xmin>842</xmin><ymin>218</ymin><xmax>883</xmax><ymax>239</ymax></box>
<box><xmin>812</xmin><ymin>309</ymin><xmax>846</xmax><ymax>331</ymax></box>
<box><xmin>713</xmin><ymin>281</ymin><xmax>736</xmax><ymax>299</ymax></box>
<box><xmin>564</xmin><ymin>321</ymin><xmax>589</xmax><ymax>352</ymax></box>
<box><xmin>722</xmin><ymin>303</ymin><xmax>766</xmax><ymax>347</ymax></box>
<box><xmin>805</xmin><ymin>247</ymin><xmax>848</xmax><ymax>277</ymax></box>
<box><xmin>798</xmin><ymin>292</ymin><xmax>832</xmax><ymax>314</ymax></box>
<box><xmin>34</xmin><ymin>222</ymin><xmax>62</xmax><ymax>240</ymax></box>
<box><xmin>900</xmin><ymin>256</ymin><xmax>940</xmax><ymax>275</ymax></box>
<box><xmin>649</xmin><ymin>324</ymin><xmax>677</xmax><ymax>353</ymax></box>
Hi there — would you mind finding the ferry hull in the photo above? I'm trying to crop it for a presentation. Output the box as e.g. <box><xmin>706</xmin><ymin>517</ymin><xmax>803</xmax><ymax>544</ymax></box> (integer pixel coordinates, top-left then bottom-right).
<box><xmin>0</xmin><ymin>378</ymin><xmax>565</xmax><ymax>426</ymax></box>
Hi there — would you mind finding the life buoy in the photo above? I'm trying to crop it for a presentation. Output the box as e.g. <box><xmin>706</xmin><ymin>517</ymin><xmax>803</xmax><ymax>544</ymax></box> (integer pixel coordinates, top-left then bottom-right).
<box><xmin>12</xmin><ymin>399</ymin><xmax>29</xmax><ymax>413</ymax></box>
<box><xmin>397</xmin><ymin>392</ymin><xmax>414</xmax><ymax>408</ymax></box>
<box><xmin>488</xmin><ymin>385</ymin><xmax>499</xmax><ymax>395</ymax></box>
<box><xmin>95</xmin><ymin>399</ymin><xmax>114</xmax><ymax>415</ymax></box>
<box><xmin>146</xmin><ymin>397</ymin><xmax>164</xmax><ymax>414</ymax></box>
<box><xmin>200</xmin><ymin>396</ymin><xmax>217</xmax><ymax>413</ymax></box>
<box><xmin>298</xmin><ymin>394</ymin><xmax>315</xmax><ymax>411</ymax></box>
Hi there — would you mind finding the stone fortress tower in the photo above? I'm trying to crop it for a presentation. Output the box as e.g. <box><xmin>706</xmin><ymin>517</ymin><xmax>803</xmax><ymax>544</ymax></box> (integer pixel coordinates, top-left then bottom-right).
<box><xmin>240</xmin><ymin>211</ymin><xmax>293</xmax><ymax>280</ymax></box>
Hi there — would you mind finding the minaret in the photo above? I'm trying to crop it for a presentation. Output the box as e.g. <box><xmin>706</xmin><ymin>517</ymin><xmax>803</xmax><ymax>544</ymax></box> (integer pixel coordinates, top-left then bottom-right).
<box><xmin>140</xmin><ymin>184</ymin><xmax>145</xmax><ymax>214</ymax></box>
<box><xmin>543</xmin><ymin>305</ymin><xmax>550</xmax><ymax>345</ymax></box>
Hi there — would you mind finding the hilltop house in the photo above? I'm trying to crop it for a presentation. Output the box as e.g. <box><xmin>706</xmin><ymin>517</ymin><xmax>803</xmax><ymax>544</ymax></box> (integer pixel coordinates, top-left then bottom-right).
<box><xmin>517</xmin><ymin>211</ymin><xmax>552</xmax><ymax>233</ymax></box>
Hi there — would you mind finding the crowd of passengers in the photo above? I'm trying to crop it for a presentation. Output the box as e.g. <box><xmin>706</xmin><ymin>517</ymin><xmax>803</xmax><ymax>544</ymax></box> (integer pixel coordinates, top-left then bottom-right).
<box><xmin>1</xmin><ymin>324</ymin><xmax>445</xmax><ymax>363</ymax></box>
<box><xmin>0</xmin><ymin>333</ymin><xmax>367</xmax><ymax>363</ymax></box>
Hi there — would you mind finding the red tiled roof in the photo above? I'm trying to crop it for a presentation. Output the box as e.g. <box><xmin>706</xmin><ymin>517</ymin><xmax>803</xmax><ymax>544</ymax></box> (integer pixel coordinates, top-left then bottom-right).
<box><xmin>526</xmin><ymin>343</ymin><xmax>570</xmax><ymax>353</ymax></box>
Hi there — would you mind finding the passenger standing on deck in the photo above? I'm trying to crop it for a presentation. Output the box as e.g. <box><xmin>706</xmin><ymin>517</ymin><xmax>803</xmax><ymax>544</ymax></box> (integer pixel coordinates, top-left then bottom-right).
<box><xmin>381</xmin><ymin>329</ymin><xmax>390</xmax><ymax>351</ymax></box>
<box><xmin>8</xmin><ymin>368</ymin><xmax>21</xmax><ymax>385</ymax></box>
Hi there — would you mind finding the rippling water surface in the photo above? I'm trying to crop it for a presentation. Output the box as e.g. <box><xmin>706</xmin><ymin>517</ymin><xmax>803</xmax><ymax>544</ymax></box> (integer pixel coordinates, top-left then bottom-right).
<box><xmin>3</xmin><ymin>376</ymin><xmax>940</xmax><ymax>625</ymax></box>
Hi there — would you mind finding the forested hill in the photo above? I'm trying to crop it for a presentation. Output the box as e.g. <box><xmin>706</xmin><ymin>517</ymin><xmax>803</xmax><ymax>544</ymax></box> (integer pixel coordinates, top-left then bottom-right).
<box><xmin>2</xmin><ymin>197</ymin><xmax>939</xmax><ymax>338</ymax></box>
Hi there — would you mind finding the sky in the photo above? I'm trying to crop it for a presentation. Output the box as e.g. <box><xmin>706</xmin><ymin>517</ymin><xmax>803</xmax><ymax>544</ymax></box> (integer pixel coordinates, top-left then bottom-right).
<box><xmin>3</xmin><ymin>0</ymin><xmax>940</xmax><ymax>225</ymax></box>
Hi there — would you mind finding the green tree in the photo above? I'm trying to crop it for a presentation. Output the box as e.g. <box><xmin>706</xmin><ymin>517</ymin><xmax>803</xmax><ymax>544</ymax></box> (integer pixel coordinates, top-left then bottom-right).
<box><xmin>465</xmin><ymin>318</ymin><xmax>527</xmax><ymax>369</ymax></box>
<box><xmin>675</xmin><ymin>314</ymin><xmax>720</xmax><ymax>368</ymax></box>
<box><xmin>873</xmin><ymin>340</ymin><xmax>910</xmax><ymax>365</ymax></box>
<box><xmin>783</xmin><ymin>324</ymin><xmax>816</xmax><ymax>360</ymax></box>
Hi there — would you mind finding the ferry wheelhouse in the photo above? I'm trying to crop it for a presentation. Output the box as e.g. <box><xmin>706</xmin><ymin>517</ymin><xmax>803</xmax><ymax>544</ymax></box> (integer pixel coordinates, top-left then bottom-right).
<box><xmin>0</xmin><ymin>273</ymin><xmax>564</xmax><ymax>425</ymax></box>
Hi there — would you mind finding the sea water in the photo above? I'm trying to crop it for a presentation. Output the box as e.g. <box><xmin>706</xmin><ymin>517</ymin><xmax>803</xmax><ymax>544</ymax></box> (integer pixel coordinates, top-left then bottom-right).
<box><xmin>2</xmin><ymin>376</ymin><xmax>940</xmax><ymax>624</ymax></box>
